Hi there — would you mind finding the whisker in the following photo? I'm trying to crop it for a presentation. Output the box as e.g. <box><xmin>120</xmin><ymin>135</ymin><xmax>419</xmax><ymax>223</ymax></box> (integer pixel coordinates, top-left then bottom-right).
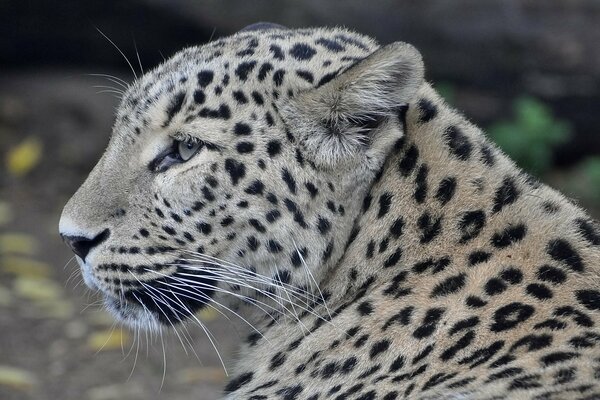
<box><xmin>95</xmin><ymin>26</ymin><xmax>138</xmax><ymax>80</ymax></box>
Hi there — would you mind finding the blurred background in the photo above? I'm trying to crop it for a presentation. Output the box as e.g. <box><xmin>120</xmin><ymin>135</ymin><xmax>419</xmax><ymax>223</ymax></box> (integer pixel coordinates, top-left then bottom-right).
<box><xmin>0</xmin><ymin>1</ymin><xmax>599</xmax><ymax>399</ymax></box>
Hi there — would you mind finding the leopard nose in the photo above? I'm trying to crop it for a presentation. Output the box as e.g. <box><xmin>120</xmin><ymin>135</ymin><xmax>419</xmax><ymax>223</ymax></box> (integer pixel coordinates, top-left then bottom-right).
<box><xmin>61</xmin><ymin>229</ymin><xmax>110</xmax><ymax>261</ymax></box>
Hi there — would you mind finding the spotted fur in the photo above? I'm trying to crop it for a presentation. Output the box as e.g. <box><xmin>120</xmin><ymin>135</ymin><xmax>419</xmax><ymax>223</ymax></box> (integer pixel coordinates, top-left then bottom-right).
<box><xmin>60</xmin><ymin>24</ymin><xmax>600</xmax><ymax>399</ymax></box>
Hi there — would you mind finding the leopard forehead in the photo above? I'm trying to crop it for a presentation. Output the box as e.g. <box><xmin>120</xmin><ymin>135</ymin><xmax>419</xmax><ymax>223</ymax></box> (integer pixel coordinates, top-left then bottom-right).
<box><xmin>113</xmin><ymin>27</ymin><xmax>378</xmax><ymax>139</ymax></box>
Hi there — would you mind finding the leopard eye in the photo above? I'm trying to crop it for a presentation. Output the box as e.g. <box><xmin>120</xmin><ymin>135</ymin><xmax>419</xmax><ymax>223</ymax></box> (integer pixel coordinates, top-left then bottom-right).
<box><xmin>177</xmin><ymin>140</ymin><xmax>203</xmax><ymax>161</ymax></box>
<box><xmin>150</xmin><ymin>139</ymin><xmax>205</xmax><ymax>173</ymax></box>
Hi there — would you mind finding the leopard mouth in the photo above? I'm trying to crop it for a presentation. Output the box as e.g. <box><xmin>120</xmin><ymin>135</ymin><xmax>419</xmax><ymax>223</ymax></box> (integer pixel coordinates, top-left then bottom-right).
<box><xmin>103</xmin><ymin>267</ymin><xmax>216</xmax><ymax>328</ymax></box>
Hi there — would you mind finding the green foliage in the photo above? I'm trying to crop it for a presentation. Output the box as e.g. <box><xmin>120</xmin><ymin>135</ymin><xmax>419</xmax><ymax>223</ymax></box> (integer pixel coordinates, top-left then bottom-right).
<box><xmin>436</xmin><ymin>82</ymin><xmax>455</xmax><ymax>105</ymax></box>
<box><xmin>580</xmin><ymin>157</ymin><xmax>600</xmax><ymax>202</ymax></box>
<box><xmin>488</xmin><ymin>96</ymin><xmax>572</xmax><ymax>176</ymax></box>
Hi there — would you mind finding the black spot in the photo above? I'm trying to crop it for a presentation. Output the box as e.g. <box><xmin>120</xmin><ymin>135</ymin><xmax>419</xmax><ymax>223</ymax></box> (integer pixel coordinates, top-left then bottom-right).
<box><xmin>258</xmin><ymin>63</ymin><xmax>273</xmax><ymax>81</ymax></box>
<box><xmin>251</xmin><ymin>91</ymin><xmax>264</xmax><ymax>105</ymax></box>
<box><xmin>412</xmin><ymin>256</ymin><xmax>451</xmax><ymax>275</ymax></box>
<box><xmin>198</xmin><ymin>104</ymin><xmax>231</xmax><ymax>119</ymax></box>
<box><xmin>269</xmin><ymin>352</ymin><xmax>286</xmax><ymax>370</ymax></box>
<box><xmin>235</xmin><ymin>61</ymin><xmax>257</xmax><ymax>80</ymax></box>
<box><xmin>193</xmin><ymin>89</ymin><xmax>205</xmax><ymax>104</ymax></box>
<box><xmin>196</xmin><ymin>222</ymin><xmax>212</xmax><ymax>235</ymax></box>
<box><xmin>414</xmin><ymin>165</ymin><xmax>428</xmax><ymax>203</ymax></box>
<box><xmin>389</xmin><ymin>218</ymin><xmax>404</xmax><ymax>238</ymax></box>
<box><xmin>317</xmin><ymin>216</ymin><xmax>331</xmax><ymax>235</ymax></box>
<box><xmin>431</xmin><ymin>273</ymin><xmax>466</xmax><ymax>297</ymax></box>
<box><xmin>575</xmin><ymin>290</ymin><xmax>600</xmax><ymax>311</ymax></box>
<box><xmin>275</xmin><ymin>384</ymin><xmax>304</xmax><ymax>400</ymax></box>
<box><xmin>295</xmin><ymin>70</ymin><xmax>314</xmax><ymax>83</ymax></box>
<box><xmin>466</xmin><ymin>296</ymin><xmax>487</xmax><ymax>308</ymax></box>
<box><xmin>440</xmin><ymin>331</ymin><xmax>475</xmax><ymax>361</ymax></box>
<box><xmin>224</xmin><ymin>158</ymin><xmax>246</xmax><ymax>185</ymax></box>
<box><xmin>458</xmin><ymin>210</ymin><xmax>486</xmax><ymax>243</ymax></box>
<box><xmin>224</xmin><ymin>371</ymin><xmax>253</xmax><ymax>393</ymax></box>
<box><xmin>417</xmin><ymin>98</ymin><xmax>437</xmax><ymax>123</ymax></box>
<box><xmin>315</xmin><ymin>38</ymin><xmax>345</xmax><ymax>52</ymax></box>
<box><xmin>163</xmin><ymin>91</ymin><xmax>185</xmax><ymax>127</ymax></box>
<box><xmin>269</xmin><ymin>44</ymin><xmax>285</xmax><ymax>60</ymax></box>
<box><xmin>267</xmin><ymin>140</ymin><xmax>281</xmax><ymax>157</ymax></box>
<box><xmin>232</xmin><ymin>90</ymin><xmax>248</xmax><ymax>104</ymax></box>
<box><xmin>576</xmin><ymin>218</ymin><xmax>600</xmax><ymax>246</ymax></box>
<box><xmin>369</xmin><ymin>339</ymin><xmax>390</xmax><ymax>359</ymax></box>
<box><xmin>435</xmin><ymin>177</ymin><xmax>457</xmax><ymax>206</ymax></box>
<box><xmin>290</xmin><ymin>43</ymin><xmax>317</xmax><ymax>60</ymax></box>
<box><xmin>458</xmin><ymin>340</ymin><xmax>504</xmax><ymax>369</ymax></box>
<box><xmin>412</xmin><ymin>343</ymin><xmax>435</xmax><ymax>364</ymax></box>
<box><xmin>413</xmin><ymin>308</ymin><xmax>445</xmax><ymax>339</ymax></box>
<box><xmin>485</xmin><ymin>278</ymin><xmax>507</xmax><ymax>296</ymax></box>
<box><xmin>388</xmin><ymin>355</ymin><xmax>405</xmax><ymax>373</ymax></box>
<box><xmin>480</xmin><ymin>144</ymin><xmax>496</xmax><ymax>166</ymax></box>
<box><xmin>444</xmin><ymin>126</ymin><xmax>472</xmax><ymax>160</ymax></box>
<box><xmin>341</xmin><ymin>357</ymin><xmax>357</xmax><ymax>374</ymax></box>
<box><xmin>377</xmin><ymin>193</ymin><xmax>393</xmax><ymax>219</ymax></box>
<box><xmin>236</xmin><ymin>142</ymin><xmax>254</xmax><ymax>154</ymax></box>
<box><xmin>234</xmin><ymin>122</ymin><xmax>252</xmax><ymax>136</ymax></box>
<box><xmin>417</xmin><ymin>212</ymin><xmax>442</xmax><ymax>244</ymax></box>
<box><xmin>281</xmin><ymin>168</ymin><xmax>297</xmax><ymax>194</ymax></box>
<box><xmin>382</xmin><ymin>307</ymin><xmax>413</xmax><ymax>331</ymax></box>
<box><xmin>265</xmin><ymin>210</ymin><xmax>281</xmax><ymax>223</ymax></box>
<box><xmin>526</xmin><ymin>283</ymin><xmax>553</xmax><ymax>300</ymax></box>
<box><xmin>540</xmin><ymin>352</ymin><xmax>579</xmax><ymax>366</ymax></box>
<box><xmin>273</xmin><ymin>69</ymin><xmax>285</xmax><ymax>87</ymax></box>
<box><xmin>247</xmin><ymin>236</ymin><xmax>259</xmax><ymax>251</ymax></box>
<box><xmin>248</xmin><ymin>219</ymin><xmax>266</xmax><ymax>233</ymax></box>
<box><xmin>322</xmin><ymin>240</ymin><xmax>334</xmax><ymax>262</ymax></box>
<box><xmin>305</xmin><ymin>182</ymin><xmax>318</xmax><ymax>198</ymax></box>
<box><xmin>547</xmin><ymin>239</ymin><xmax>585</xmax><ymax>272</ymax></box>
<box><xmin>510</xmin><ymin>334</ymin><xmax>552</xmax><ymax>353</ymax></box>
<box><xmin>537</xmin><ymin>265</ymin><xmax>566</xmax><ymax>285</ymax></box>
<box><xmin>492</xmin><ymin>177</ymin><xmax>520</xmax><ymax>214</ymax></box>
<box><xmin>357</xmin><ymin>301</ymin><xmax>373</xmax><ymax>316</ymax></box>
<box><xmin>317</xmin><ymin>70</ymin><xmax>339</xmax><ymax>87</ymax></box>
<box><xmin>244</xmin><ymin>180</ymin><xmax>264</xmax><ymax>195</ymax></box>
<box><xmin>197</xmin><ymin>70</ymin><xmax>214</xmax><ymax>87</ymax></box>
<box><xmin>491</xmin><ymin>302</ymin><xmax>535</xmax><ymax>332</ymax></box>
<box><xmin>290</xmin><ymin>247</ymin><xmax>308</xmax><ymax>268</ymax></box>
<box><xmin>500</xmin><ymin>267</ymin><xmax>523</xmax><ymax>284</ymax></box>
<box><xmin>449</xmin><ymin>317</ymin><xmax>480</xmax><ymax>336</ymax></box>
<box><xmin>383</xmin><ymin>248</ymin><xmax>402</xmax><ymax>268</ymax></box>
<box><xmin>398</xmin><ymin>145</ymin><xmax>419</xmax><ymax>176</ymax></box>
<box><xmin>320</xmin><ymin>362</ymin><xmax>339</xmax><ymax>379</ymax></box>
<box><xmin>491</xmin><ymin>224</ymin><xmax>527</xmax><ymax>248</ymax></box>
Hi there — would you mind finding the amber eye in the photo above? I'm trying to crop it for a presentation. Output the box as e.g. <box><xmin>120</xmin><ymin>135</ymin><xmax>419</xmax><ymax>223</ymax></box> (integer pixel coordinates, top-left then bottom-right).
<box><xmin>150</xmin><ymin>139</ymin><xmax>205</xmax><ymax>173</ymax></box>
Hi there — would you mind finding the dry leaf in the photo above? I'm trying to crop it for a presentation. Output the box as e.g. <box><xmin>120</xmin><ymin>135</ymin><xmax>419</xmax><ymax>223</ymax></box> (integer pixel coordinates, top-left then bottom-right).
<box><xmin>0</xmin><ymin>202</ymin><xmax>11</xmax><ymax>226</ymax></box>
<box><xmin>0</xmin><ymin>233</ymin><xmax>38</xmax><ymax>256</ymax></box>
<box><xmin>13</xmin><ymin>277</ymin><xmax>62</xmax><ymax>301</ymax></box>
<box><xmin>6</xmin><ymin>137</ymin><xmax>43</xmax><ymax>177</ymax></box>
<box><xmin>1</xmin><ymin>256</ymin><xmax>51</xmax><ymax>278</ymax></box>
<box><xmin>176</xmin><ymin>366</ymin><xmax>227</xmax><ymax>384</ymax></box>
<box><xmin>0</xmin><ymin>365</ymin><xmax>37</xmax><ymax>390</ymax></box>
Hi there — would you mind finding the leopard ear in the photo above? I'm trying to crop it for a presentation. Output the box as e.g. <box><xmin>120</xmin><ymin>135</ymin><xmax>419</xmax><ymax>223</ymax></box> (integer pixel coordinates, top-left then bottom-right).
<box><xmin>281</xmin><ymin>42</ymin><xmax>424</xmax><ymax>169</ymax></box>
<box><xmin>239</xmin><ymin>22</ymin><xmax>288</xmax><ymax>33</ymax></box>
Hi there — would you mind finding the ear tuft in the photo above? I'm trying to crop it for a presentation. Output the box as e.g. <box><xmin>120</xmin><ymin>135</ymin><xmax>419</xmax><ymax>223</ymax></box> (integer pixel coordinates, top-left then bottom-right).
<box><xmin>281</xmin><ymin>42</ymin><xmax>424</xmax><ymax>169</ymax></box>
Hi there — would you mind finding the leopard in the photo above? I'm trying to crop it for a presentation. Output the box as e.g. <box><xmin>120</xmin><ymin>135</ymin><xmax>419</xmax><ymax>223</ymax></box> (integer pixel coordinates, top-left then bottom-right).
<box><xmin>59</xmin><ymin>22</ymin><xmax>600</xmax><ymax>399</ymax></box>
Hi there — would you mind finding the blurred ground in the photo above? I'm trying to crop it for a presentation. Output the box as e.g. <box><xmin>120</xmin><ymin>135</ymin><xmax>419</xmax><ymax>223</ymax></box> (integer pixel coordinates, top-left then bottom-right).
<box><xmin>0</xmin><ymin>1</ymin><xmax>599</xmax><ymax>400</ymax></box>
<box><xmin>0</xmin><ymin>72</ymin><xmax>235</xmax><ymax>400</ymax></box>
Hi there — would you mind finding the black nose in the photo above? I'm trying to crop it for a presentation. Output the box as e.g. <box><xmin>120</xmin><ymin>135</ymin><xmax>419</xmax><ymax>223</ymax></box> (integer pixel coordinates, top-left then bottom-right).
<box><xmin>62</xmin><ymin>229</ymin><xmax>110</xmax><ymax>261</ymax></box>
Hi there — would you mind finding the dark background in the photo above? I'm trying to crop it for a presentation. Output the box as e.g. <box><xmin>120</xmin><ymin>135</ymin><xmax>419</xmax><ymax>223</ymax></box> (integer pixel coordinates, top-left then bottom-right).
<box><xmin>0</xmin><ymin>1</ymin><xmax>598</xmax><ymax>399</ymax></box>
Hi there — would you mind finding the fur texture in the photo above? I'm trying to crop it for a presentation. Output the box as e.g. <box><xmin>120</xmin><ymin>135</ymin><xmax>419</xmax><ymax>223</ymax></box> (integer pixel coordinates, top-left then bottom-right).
<box><xmin>60</xmin><ymin>25</ymin><xmax>600</xmax><ymax>399</ymax></box>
